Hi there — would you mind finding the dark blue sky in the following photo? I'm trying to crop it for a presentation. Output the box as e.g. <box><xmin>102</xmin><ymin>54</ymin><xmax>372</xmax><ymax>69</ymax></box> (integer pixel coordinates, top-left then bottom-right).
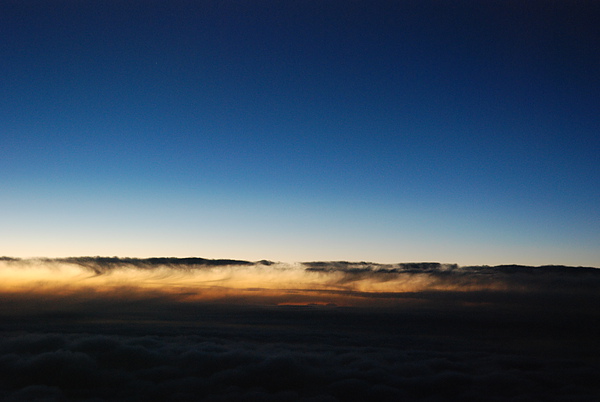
<box><xmin>1</xmin><ymin>0</ymin><xmax>599</xmax><ymax>265</ymax></box>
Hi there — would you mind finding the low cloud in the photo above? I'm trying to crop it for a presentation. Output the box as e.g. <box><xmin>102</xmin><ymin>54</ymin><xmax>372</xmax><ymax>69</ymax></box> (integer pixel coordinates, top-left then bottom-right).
<box><xmin>0</xmin><ymin>315</ymin><xmax>598</xmax><ymax>401</ymax></box>
<box><xmin>1</xmin><ymin>257</ymin><xmax>599</xmax><ymax>310</ymax></box>
<box><xmin>1</xmin><ymin>257</ymin><xmax>599</xmax><ymax>400</ymax></box>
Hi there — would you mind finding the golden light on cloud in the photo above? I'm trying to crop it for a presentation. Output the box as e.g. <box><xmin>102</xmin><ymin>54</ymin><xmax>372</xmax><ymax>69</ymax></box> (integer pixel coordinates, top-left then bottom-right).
<box><xmin>0</xmin><ymin>258</ymin><xmax>529</xmax><ymax>311</ymax></box>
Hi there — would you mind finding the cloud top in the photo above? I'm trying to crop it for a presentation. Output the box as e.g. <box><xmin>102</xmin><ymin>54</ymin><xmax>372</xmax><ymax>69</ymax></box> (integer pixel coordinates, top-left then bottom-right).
<box><xmin>1</xmin><ymin>257</ymin><xmax>598</xmax><ymax>310</ymax></box>
<box><xmin>1</xmin><ymin>257</ymin><xmax>599</xmax><ymax>401</ymax></box>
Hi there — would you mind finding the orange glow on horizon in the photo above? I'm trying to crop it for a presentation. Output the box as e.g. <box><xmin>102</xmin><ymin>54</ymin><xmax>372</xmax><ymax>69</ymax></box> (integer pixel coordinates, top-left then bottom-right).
<box><xmin>0</xmin><ymin>259</ymin><xmax>513</xmax><ymax>309</ymax></box>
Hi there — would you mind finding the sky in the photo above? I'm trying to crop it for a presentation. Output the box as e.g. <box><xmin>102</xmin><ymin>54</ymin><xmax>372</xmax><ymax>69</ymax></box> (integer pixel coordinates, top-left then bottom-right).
<box><xmin>1</xmin><ymin>0</ymin><xmax>599</xmax><ymax>266</ymax></box>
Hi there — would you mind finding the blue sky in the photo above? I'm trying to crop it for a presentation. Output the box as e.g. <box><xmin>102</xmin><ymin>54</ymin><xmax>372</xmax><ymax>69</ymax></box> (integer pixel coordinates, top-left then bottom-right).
<box><xmin>1</xmin><ymin>0</ymin><xmax>599</xmax><ymax>265</ymax></box>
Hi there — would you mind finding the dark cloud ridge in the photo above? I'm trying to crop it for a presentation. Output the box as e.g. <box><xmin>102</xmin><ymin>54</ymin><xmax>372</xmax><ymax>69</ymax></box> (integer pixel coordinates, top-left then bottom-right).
<box><xmin>3</xmin><ymin>256</ymin><xmax>598</xmax><ymax>272</ymax></box>
<box><xmin>303</xmin><ymin>260</ymin><xmax>600</xmax><ymax>273</ymax></box>
<box><xmin>1</xmin><ymin>256</ymin><xmax>270</xmax><ymax>275</ymax></box>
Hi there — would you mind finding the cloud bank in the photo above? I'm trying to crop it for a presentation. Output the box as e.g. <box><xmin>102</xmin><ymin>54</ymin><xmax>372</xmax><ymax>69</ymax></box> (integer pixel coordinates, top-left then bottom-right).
<box><xmin>1</xmin><ymin>257</ymin><xmax>599</xmax><ymax>401</ymax></box>
<box><xmin>1</xmin><ymin>257</ymin><xmax>598</xmax><ymax>309</ymax></box>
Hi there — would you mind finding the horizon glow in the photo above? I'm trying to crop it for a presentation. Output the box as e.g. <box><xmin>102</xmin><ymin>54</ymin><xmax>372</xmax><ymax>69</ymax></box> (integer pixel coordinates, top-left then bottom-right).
<box><xmin>1</xmin><ymin>1</ymin><xmax>598</xmax><ymax>267</ymax></box>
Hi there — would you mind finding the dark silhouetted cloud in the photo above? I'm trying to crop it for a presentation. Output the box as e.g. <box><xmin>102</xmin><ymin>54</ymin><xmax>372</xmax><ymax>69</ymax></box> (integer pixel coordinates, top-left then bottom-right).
<box><xmin>1</xmin><ymin>312</ymin><xmax>599</xmax><ymax>401</ymax></box>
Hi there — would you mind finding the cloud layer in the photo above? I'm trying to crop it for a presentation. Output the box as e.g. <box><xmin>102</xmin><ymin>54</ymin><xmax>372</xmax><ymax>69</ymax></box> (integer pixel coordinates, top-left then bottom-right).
<box><xmin>1</xmin><ymin>257</ymin><xmax>599</xmax><ymax>400</ymax></box>
<box><xmin>2</xmin><ymin>257</ymin><xmax>599</xmax><ymax>309</ymax></box>
<box><xmin>1</xmin><ymin>326</ymin><xmax>598</xmax><ymax>402</ymax></box>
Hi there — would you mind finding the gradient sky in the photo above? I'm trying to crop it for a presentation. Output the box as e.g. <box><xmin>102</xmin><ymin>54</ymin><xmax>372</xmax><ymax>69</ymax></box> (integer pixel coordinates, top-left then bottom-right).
<box><xmin>1</xmin><ymin>0</ymin><xmax>599</xmax><ymax>266</ymax></box>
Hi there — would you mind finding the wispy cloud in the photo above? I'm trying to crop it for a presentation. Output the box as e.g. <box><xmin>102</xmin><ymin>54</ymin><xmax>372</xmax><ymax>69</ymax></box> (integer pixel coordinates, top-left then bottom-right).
<box><xmin>1</xmin><ymin>257</ymin><xmax>598</xmax><ymax>309</ymax></box>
